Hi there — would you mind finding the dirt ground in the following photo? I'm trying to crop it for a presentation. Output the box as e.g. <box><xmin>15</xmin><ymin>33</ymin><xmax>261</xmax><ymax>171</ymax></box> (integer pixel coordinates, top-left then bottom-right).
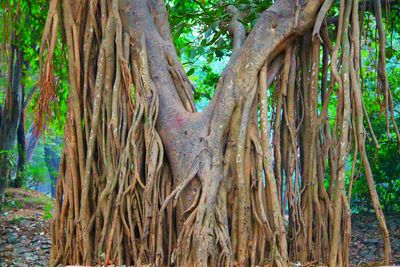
<box><xmin>350</xmin><ymin>213</ymin><xmax>400</xmax><ymax>266</ymax></box>
<box><xmin>0</xmin><ymin>188</ymin><xmax>52</xmax><ymax>267</ymax></box>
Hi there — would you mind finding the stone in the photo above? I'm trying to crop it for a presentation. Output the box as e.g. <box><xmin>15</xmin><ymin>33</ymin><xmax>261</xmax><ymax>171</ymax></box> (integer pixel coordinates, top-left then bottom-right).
<box><xmin>24</xmin><ymin>252</ymin><xmax>39</xmax><ymax>262</ymax></box>
<box><xmin>0</xmin><ymin>251</ymin><xmax>14</xmax><ymax>258</ymax></box>
<box><xmin>0</xmin><ymin>244</ymin><xmax>14</xmax><ymax>252</ymax></box>
<box><xmin>15</xmin><ymin>246</ymin><xmax>33</xmax><ymax>254</ymax></box>
<box><xmin>7</xmin><ymin>232</ymin><xmax>18</xmax><ymax>244</ymax></box>
<box><xmin>365</xmin><ymin>252</ymin><xmax>376</xmax><ymax>262</ymax></box>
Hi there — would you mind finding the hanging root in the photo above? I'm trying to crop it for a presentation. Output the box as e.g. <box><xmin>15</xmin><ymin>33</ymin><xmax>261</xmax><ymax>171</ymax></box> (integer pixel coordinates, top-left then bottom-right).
<box><xmin>41</xmin><ymin>0</ymin><xmax>395</xmax><ymax>266</ymax></box>
<box><xmin>35</xmin><ymin>0</ymin><xmax>59</xmax><ymax>134</ymax></box>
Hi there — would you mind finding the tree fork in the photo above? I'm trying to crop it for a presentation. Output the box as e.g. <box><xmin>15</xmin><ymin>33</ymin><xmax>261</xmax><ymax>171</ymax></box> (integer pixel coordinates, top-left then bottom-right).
<box><xmin>39</xmin><ymin>0</ymin><xmax>396</xmax><ymax>266</ymax></box>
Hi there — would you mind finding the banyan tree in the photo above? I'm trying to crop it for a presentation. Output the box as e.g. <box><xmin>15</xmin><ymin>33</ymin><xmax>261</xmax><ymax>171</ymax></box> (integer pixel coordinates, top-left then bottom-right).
<box><xmin>39</xmin><ymin>0</ymin><xmax>398</xmax><ymax>266</ymax></box>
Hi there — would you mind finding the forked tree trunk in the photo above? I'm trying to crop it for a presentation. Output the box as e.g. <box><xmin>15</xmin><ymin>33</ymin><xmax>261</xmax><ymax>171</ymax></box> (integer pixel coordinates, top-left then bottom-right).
<box><xmin>40</xmin><ymin>0</ymin><xmax>393</xmax><ymax>266</ymax></box>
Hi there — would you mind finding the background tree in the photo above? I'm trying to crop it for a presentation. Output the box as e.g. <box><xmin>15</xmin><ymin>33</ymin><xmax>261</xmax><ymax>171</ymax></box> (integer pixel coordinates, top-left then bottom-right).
<box><xmin>0</xmin><ymin>0</ymin><xmax>64</xmax><ymax>198</ymax></box>
<box><xmin>39</xmin><ymin>0</ymin><xmax>399</xmax><ymax>266</ymax></box>
<box><xmin>0</xmin><ymin>1</ymin><xmax>24</xmax><ymax>201</ymax></box>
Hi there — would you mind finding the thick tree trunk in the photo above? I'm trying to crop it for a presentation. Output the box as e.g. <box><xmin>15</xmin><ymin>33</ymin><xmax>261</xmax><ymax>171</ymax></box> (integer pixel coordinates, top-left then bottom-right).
<box><xmin>43</xmin><ymin>0</ymin><xmax>324</xmax><ymax>265</ymax></box>
<box><xmin>41</xmin><ymin>0</ymin><xmax>393</xmax><ymax>266</ymax></box>
<box><xmin>0</xmin><ymin>39</ymin><xmax>24</xmax><ymax>202</ymax></box>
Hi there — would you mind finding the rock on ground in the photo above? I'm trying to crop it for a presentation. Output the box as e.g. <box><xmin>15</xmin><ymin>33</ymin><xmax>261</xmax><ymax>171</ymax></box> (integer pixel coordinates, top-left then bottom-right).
<box><xmin>0</xmin><ymin>215</ymin><xmax>51</xmax><ymax>267</ymax></box>
<box><xmin>350</xmin><ymin>213</ymin><xmax>400</xmax><ymax>266</ymax></box>
<box><xmin>0</xmin><ymin>188</ymin><xmax>52</xmax><ymax>267</ymax></box>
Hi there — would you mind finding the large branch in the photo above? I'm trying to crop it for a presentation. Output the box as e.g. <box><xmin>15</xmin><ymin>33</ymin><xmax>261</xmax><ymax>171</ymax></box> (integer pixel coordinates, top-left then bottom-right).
<box><xmin>206</xmin><ymin>0</ymin><xmax>325</xmax><ymax>149</ymax></box>
<box><xmin>120</xmin><ymin>0</ymin><xmax>194</xmax><ymax>127</ymax></box>
<box><xmin>120</xmin><ymin>0</ymin><xmax>205</xmax><ymax>194</ymax></box>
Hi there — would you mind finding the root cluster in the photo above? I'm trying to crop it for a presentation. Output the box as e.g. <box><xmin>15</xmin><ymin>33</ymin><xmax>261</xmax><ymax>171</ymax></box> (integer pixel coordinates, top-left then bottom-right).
<box><xmin>40</xmin><ymin>0</ymin><xmax>396</xmax><ymax>266</ymax></box>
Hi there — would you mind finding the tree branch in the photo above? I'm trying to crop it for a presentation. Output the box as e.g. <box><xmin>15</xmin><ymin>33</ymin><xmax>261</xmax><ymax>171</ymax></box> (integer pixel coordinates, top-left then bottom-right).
<box><xmin>124</xmin><ymin>0</ymin><xmax>199</xmax><ymax>118</ymax></box>
<box><xmin>23</xmin><ymin>83</ymin><xmax>39</xmax><ymax>109</ymax></box>
<box><xmin>227</xmin><ymin>5</ymin><xmax>246</xmax><ymax>56</ymax></box>
<box><xmin>206</xmin><ymin>0</ymin><xmax>325</xmax><ymax>149</ymax></box>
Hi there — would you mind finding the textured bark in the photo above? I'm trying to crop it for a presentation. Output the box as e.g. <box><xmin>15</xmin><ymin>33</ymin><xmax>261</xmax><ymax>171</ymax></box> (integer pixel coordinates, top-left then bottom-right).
<box><xmin>40</xmin><ymin>0</ymin><xmax>394</xmax><ymax>266</ymax></box>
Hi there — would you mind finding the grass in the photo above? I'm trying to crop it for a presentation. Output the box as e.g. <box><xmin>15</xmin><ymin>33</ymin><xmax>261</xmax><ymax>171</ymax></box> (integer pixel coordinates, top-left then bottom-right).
<box><xmin>43</xmin><ymin>202</ymin><xmax>53</xmax><ymax>220</ymax></box>
<box><xmin>2</xmin><ymin>188</ymin><xmax>54</xmax><ymax>219</ymax></box>
<box><xmin>10</xmin><ymin>215</ymin><xmax>23</xmax><ymax>224</ymax></box>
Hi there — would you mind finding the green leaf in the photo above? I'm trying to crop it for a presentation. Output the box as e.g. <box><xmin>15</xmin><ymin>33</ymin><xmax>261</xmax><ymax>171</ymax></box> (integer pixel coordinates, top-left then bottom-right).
<box><xmin>187</xmin><ymin>68</ymin><xmax>195</xmax><ymax>76</ymax></box>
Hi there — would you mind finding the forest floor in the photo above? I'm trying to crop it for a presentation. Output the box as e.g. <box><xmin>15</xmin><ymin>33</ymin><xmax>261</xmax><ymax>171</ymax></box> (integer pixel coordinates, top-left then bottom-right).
<box><xmin>0</xmin><ymin>188</ymin><xmax>52</xmax><ymax>267</ymax></box>
<box><xmin>350</xmin><ymin>212</ymin><xmax>400</xmax><ymax>266</ymax></box>
<box><xmin>0</xmin><ymin>188</ymin><xmax>399</xmax><ymax>267</ymax></box>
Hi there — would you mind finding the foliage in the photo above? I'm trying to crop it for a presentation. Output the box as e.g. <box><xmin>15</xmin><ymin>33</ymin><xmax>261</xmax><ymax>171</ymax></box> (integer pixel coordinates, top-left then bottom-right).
<box><xmin>12</xmin><ymin>134</ymin><xmax>61</xmax><ymax>189</ymax></box>
<box><xmin>0</xmin><ymin>0</ymin><xmax>68</xmax><ymax>129</ymax></box>
<box><xmin>349</xmin><ymin>6</ymin><xmax>400</xmax><ymax>213</ymax></box>
<box><xmin>43</xmin><ymin>201</ymin><xmax>53</xmax><ymax>220</ymax></box>
<box><xmin>167</xmin><ymin>0</ymin><xmax>273</xmax><ymax>109</ymax></box>
<box><xmin>167</xmin><ymin>0</ymin><xmax>273</xmax><ymax>63</ymax></box>
<box><xmin>0</xmin><ymin>0</ymin><xmax>66</xmax><ymax>194</ymax></box>
<box><xmin>0</xmin><ymin>150</ymin><xmax>17</xmax><ymax>170</ymax></box>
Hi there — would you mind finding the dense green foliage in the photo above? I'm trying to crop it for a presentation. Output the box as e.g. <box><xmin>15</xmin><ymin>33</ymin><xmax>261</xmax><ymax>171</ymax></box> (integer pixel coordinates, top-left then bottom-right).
<box><xmin>351</xmin><ymin>6</ymin><xmax>400</xmax><ymax>212</ymax></box>
<box><xmin>0</xmin><ymin>0</ymin><xmax>399</xmax><ymax>212</ymax></box>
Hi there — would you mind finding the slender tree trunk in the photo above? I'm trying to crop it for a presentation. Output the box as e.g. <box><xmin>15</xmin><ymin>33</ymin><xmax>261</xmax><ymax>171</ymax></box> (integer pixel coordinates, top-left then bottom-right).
<box><xmin>44</xmin><ymin>139</ymin><xmax>61</xmax><ymax>197</ymax></box>
<box><xmin>25</xmin><ymin>124</ymin><xmax>41</xmax><ymax>162</ymax></box>
<box><xmin>14</xmin><ymin>88</ymin><xmax>26</xmax><ymax>188</ymax></box>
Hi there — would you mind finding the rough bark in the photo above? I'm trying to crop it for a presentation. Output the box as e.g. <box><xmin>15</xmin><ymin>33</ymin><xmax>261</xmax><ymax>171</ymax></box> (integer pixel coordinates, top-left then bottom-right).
<box><xmin>40</xmin><ymin>0</ymin><xmax>394</xmax><ymax>266</ymax></box>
